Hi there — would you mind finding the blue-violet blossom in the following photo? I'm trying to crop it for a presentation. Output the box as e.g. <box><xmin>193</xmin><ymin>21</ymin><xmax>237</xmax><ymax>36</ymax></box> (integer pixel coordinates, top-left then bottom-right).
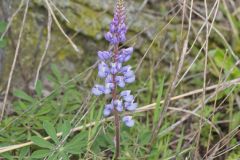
<box><xmin>92</xmin><ymin>0</ymin><xmax>137</xmax><ymax>127</ymax></box>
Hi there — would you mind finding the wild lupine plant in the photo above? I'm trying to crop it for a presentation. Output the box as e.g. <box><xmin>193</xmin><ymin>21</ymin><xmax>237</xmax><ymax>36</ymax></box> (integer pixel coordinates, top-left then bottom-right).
<box><xmin>92</xmin><ymin>0</ymin><xmax>137</xmax><ymax>158</ymax></box>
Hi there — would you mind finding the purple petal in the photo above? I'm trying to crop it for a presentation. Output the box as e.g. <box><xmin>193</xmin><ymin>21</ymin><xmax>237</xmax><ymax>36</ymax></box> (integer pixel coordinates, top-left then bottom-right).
<box><xmin>98</xmin><ymin>51</ymin><xmax>111</xmax><ymax>61</ymax></box>
<box><xmin>110</xmin><ymin>63</ymin><xmax>122</xmax><ymax>74</ymax></box>
<box><xmin>121</xmin><ymin>65</ymin><xmax>132</xmax><ymax>73</ymax></box>
<box><xmin>103</xmin><ymin>108</ymin><xmax>111</xmax><ymax>116</ymax></box>
<box><xmin>123</xmin><ymin>70</ymin><xmax>134</xmax><ymax>77</ymax></box>
<box><xmin>123</xmin><ymin>95</ymin><xmax>134</xmax><ymax>102</ymax></box>
<box><xmin>120</xmin><ymin>90</ymin><xmax>131</xmax><ymax>97</ymax></box>
<box><xmin>116</xmin><ymin>76</ymin><xmax>125</xmax><ymax>88</ymax></box>
<box><xmin>123</xmin><ymin>54</ymin><xmax>131</xmax><ymax>62</ymax></box>
<box><xmin>110</xmin><ymin>22</ymin><xmax>116</xmax><ymax>33</ymax></box>
<box><xmin>103</xmin><ymin>103</ymin><xmax>114</xmax><ymax>116</ymax></box>
<box><xmin>125</xmin><ymin>102</ymin><xmax>137</xmax><ymax>111</ymax></box>
<box><xmin>98</xmin><ymin>62</ymin><xmax>110</xmax><ymax>78</ymax></box>
<box><xmin>114</xmin><ymin>100</ymin><xmax>123</xmax><ymax>112</ymax></box>
<box><xmin>124</xmin><ymin>47</ymin><xmax>134</xmax><ymax>55</ymax></box>
<box><xmin>119</xmin><ymin>34</ymin><xmax>126</xmax><ymax>43</ymax></box>
<box><xmin>105</xmin><ymin>75</ymin><xmax>113</xmax><ymax>83</ymax></box>
<box><xmin>111</xmin><ymin>36</ymin><xmax>119</xmax><ymax>44</ymax></box>
<box><xmin>105</xmin><ymin>32</ymin><xmax>113</xmax><ymax>42</ymax></box>
<box><xmin>125</xmin><ymin>119</ymin><xmax>134</xmax><ymax>127</ymax></box>
<box><xmin>122</xmin><ymin>116</ymin><xmax>134</xmax><ymax>127</ymax></box>
<box><xmin>92</xmin><ymin>85</ymin><xmax>105</xmax><ymax>96</ymax></box>
<box><xmin>124</xmin><ymin>75</ymin><xmax>135</xmax><ymax>83</ymax></box>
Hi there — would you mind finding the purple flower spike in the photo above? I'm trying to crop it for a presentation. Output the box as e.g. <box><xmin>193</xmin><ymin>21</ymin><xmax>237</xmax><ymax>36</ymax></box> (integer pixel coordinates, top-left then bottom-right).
<box><xmin>92</xmin><ymin>0</ymin><xmax>137</xmax><ymax>127</ymax></box>
<box><xmin>122</xmin><ymin>116</ymin><xmax>134</xmax><ymax>127</ymax></box>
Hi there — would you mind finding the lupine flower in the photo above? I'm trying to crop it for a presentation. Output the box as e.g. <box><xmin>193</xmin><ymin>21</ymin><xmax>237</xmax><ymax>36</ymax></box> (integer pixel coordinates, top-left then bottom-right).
<box><xmin>122</xmin><ymin>116</ymin><xmax>134</xmax><ymax>127</ymax></box>
<box><xmin>104</xmin><ymin>103</ymin><xmax>114</xmax><ymax>116</ymax></box>
<box><xmin>92</xmin><ymin>84</ymin><xmax>105</xmax><ymax>96</ymax></box>
<box><xmin>125</xmin><ymin>102</ymin><xmax>137</xmax><ymax>111</ymax></box>
<box><xmin>98</xmin><ymin>62</ymin><xmax>110</xmax><ymax>78</ymax></box>
<box><xmin>114</xmin><ymin>100</ymin><xmax>123</xmax><ymax>112</ymax></box>
<box><xmin>98</xmin><ymin>51</ymin><xmax>112</xmax><ymax>61</ymax></box>
<box><xmin>92</xmin><ymin>0</ymin><xmax>137</xmax><ymax>127</ymax></box>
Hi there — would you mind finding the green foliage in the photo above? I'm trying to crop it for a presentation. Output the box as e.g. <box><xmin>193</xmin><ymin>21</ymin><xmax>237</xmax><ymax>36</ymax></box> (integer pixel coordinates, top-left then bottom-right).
<box><xmin>31</xmin><ymin>121</ymin><xmax>88</xmax><ymax>159</ymax></box>
<box><xmin>0</xmin><ymin>20</ymin><xmax>7</xmax><ymax>48</ymax></box>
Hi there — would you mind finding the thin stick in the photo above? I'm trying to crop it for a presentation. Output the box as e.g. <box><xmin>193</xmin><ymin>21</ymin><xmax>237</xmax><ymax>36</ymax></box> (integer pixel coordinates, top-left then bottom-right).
<box><xmin>49</xmin><ymin>0</ymin><xmax>70</xmax><ymax>23</ymax></box>
<box><xmin>148</xmin><ymin>1</ymin><xmax>191</xmax><ymax>150</ymax></box>
<box><xmin>195</xmin><ymin>0</ymin><xmax>209</xmax><ymax>157</ymax></box>
<box><xmin>112</xmin><ymin>33</ymin><xmax>120</xmax><ymax>160</ymax></box>
<box><xmin>0</xmin><ymin>78</ymin><xmax>240</xmax><ymax>154</ymax></box>
<box><xmin>135</xmin><ymin>7</ymin><xmax>181</xmax><ymax>73</ymax></box>
<box><xmin>0</xmin><ymin>0</ymin><xmax>30</xmax><ymax>121</ymax></box>
<box><xmin>34</xmin><ymin>9</ymin><xmax>52</xmax><ymax>88</ymax></box>
<box><xmin>44</xmin><ymin>0</ymin><xmax>79</xmax><ymax>53</ymax></box>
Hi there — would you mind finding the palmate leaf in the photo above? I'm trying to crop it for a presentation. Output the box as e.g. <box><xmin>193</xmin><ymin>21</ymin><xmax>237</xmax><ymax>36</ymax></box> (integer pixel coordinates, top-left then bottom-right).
<box><xmin>31</xmin><ymin>149</ymin><xmax>50</xmax><ymax>158</ymax></box>
<box><xmin>64</xmin><ymin>132</ymin><xmax>88</xmax><ymax>154</ymax></box>
<box><xmin>19</xmin><ymin>147</ymin><xmax>29</xmax><ymax>160</ymax></box>
<box><xmin>13</xmin><ymin>90</ymin><xmax>34</xmax><ymax>103</ymax></box>
<box><xmin>51</xmin><ymin>64</ymin><xmax>61</xmax><ymax>82</ymax></box>
<box><xmin>31</xmin><ymin>136</ymin><xmax>54</xmax><ymax>149</ymax></box>
<box><xmin>61</xmin><ymin>121</ymin><xmax>71</xmax><ymax>139</ymax></box>
<box><xmin>43</xmin><ymin>121</ymin><xmax>58</xmax><ymax>143</ymax></box>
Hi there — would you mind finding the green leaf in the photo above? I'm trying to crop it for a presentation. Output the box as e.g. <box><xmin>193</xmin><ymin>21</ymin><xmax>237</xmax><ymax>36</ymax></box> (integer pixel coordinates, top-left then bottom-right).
<box><xmin>209</xmin><ymin>49</ymin><xmax>240</xmax><ymax>78</ymax></box>
<box><xmin>0</xmin><ymin>38</ymin><xmax>7</xmax><ymax>48</ymax></box>
<box><xmin>31</xmin><ymin>136</ymin><xmax>54</xmax><ymax>149</ymax></box>
<box><xmin>35</xmin><ymin>80</ymin><xmax>43</xmax><ymax>97</ymax></box>
<box><xmin>1</xmin><ymin>152</ymin><xmax>14</xmax><ymax>160</ymax></box>
<box><xmin>0</xmin><ymin>21</ymin><xmax>7</xmax><ymax>33</ymax></box>
<box><xmin>13</xmin><ymin>90</ymin><xmax>34</xmax><ymax>102</ymax></box>
<box><xmin>64</xmin><ymin>132</ymin><xmax>87</xmax><ymax>154</ymax></box>
<box><xmin>31</xmin><ymin>149</ymin><xmax>50</xmax><ymax>158</ymax></box>
<box><xmin>36</xmin><ymin>105</ymin><xmax>52</xmax><ymax>116</ymax></box>
<box><xmin>19</xmin><ymin>147</ymin><xmax>29</xmax><ymax>160</ymax></box>
<box><xmin>153</xmin><ymin>77</ymin><xmax>164</xmax><ymax>124</ymax></box>
<box><xmin>61</xmin><ymin>121</ymin><xmax>71</xmax><ymax>139</ymax></box>
<box><xmin>51</xmin><ymin>64</ymin><xmax>61</xmax><ymax>82</ymax></box>
<box><xmin>43</xmin><ymin>121</ymin><xmax>58</xmax><ymax>144</ymax></box>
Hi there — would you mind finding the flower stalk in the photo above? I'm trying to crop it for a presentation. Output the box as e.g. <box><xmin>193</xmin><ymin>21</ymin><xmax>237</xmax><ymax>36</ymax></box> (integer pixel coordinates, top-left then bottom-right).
<box><xmin>92</xmin><ymin>0</ymin><xmax>137</xmax><ymax>158</ymax></box>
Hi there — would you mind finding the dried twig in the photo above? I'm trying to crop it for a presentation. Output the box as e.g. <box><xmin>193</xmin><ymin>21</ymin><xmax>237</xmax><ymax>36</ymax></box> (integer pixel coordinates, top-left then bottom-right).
<box><xmin>34</xmin><ymin>9</ymin><xmax>52</xmax><ymax>88</ymax></box>
<box><xmin>44</xmin><ymin>0</ymin><xmax>79</xmax><ymax>53</ymax></box>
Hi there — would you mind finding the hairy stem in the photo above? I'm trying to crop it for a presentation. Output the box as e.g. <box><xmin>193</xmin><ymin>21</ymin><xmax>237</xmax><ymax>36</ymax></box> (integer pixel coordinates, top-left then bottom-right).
<box><xmin>113</xmin><ymin>44</ymin><xmax>120</xmax><ymax>159</ymax></box>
